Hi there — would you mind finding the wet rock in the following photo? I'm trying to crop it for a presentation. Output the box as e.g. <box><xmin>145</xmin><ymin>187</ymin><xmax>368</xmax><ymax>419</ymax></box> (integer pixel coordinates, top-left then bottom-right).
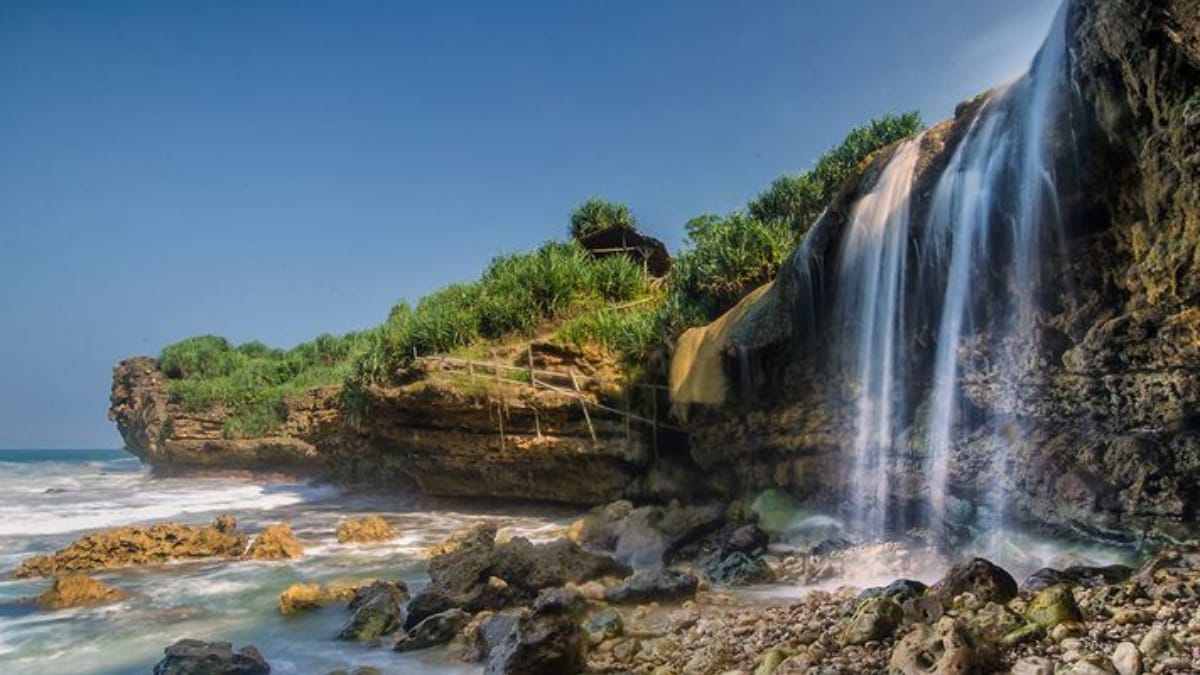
<box><xmin>278</xmin><ymin>582</ymin><xmax>360</xmax><ymax>615</ymax></box>
<box><xmin>246</xmin><ymin>524</ymin><xmax>304</xmax><ymax>561</ymax></box>
<box><xmin>1022</xmin><ymin>565</ymin><xmax>1134</xmax><ymax>592</ymax></box>
<box><xmin>928</xmin><ymin>557</ymin><xmax>1017</xmax><ymax>607</ymax></box>
<box><xmin>1110</xmin><ymin>641</ymin><xmax>1142</xmax><ymax>675</ymax></box>
<box><xmin>335</xmin><ymin>516</ymin><xmax>397</xmax><ymax>544</ymax></box>
<box><xmin>152</xmin><ymin>639</ymin><xmax>270</xmax><ymax>675</ymax></box>
<box><xmin>14</xmin><ymin>516</ymin><xmax>247</xmax><ymax>577</ymax></box>
<box><xmin>701</xmin><ymin>551</ymin><xmax>775</xmax><ymax>586</ymax></box>
<box><xmin>840</xmin><ymin>596</ymin><xmax>902</xmax><ymax>646</ymax></box>
<box><xmin>859</xmin><ymin>578</ymin><xmax>928</xmax><ymax>604</ymax></box>
<box><xmin>1024</xmin><ymin>584</ymin><xmax>1084</xmax><ymax>629</ymax></box>
<box><xmin>324</xmin><ymin>669</ymin><xmax>380</xmax><ymax>675</ymax></box>
<box><xmin>723</xmin><ymin>525</ymin><xmax>769</xmax><ymax>556</ymax></box>
<box><xmin>1002</xmin><ymin>622</ymin><xmax>1046</xmax><ymax>647</ymax></box>
<box><xmin>585</xmin><ymin>609</ymin><xmax>623</xmax><ymax>645</ymax></box>
<box><xmin>395</xmin><ymin>608</ymin><xmax>470</xmax><ymax>652</ymax></box>
<box><xmin>571</xmin><ymin>500</ymin><xmax>726</xmax><ymax>568</ymax></box>
<box><xmin>34</xmin><ymin>573</ymin><xmax>127</xmax><ymax>609</ymax></box>
<box><xmin>533</xmin><ymin>587</ymin><xmax>587</xmax><ymax>619</ymax></box>
<box><xmin>336</xmin><ymin>580</ymin><xmax>408</xmax><ymax>644</ymax></box>
<box><xmin>428</xmin><ymin>522</ymin><xmax>497</xmax><ymax>557</ymax></box>
<box><xmin>807</xmin><ymin>537</ymin><xmax>854</xmax><ymax>557</ymax></box>
<box><xmin>604</xmin><ymin>569</ymin><xmax>698</xmax><ymax>605</ymax></box>
<box><xmin>484</xmin><ymin>600</ymin><xmax>587</xmax><ymax>675</ymax></box>
<box><xmin>406</xmin><ymin>529</ymin><xmax>628</xmax><ymax>628</ymax></box>
<box><xmin>468</xmin><ymin>612</ymin><xmax>520</xmax><ymax>662</ymax></box>
<box><xmin>888</xmin><ymin>617</ymin><xmax>998</xmax><ymax>674</ymax></box>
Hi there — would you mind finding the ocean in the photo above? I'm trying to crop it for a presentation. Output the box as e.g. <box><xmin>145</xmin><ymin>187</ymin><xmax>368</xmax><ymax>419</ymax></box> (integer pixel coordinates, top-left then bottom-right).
<box><xmin>0</xmin><ymin>449</ymin><xmax>571</xmax><ymax>675</ymax></box>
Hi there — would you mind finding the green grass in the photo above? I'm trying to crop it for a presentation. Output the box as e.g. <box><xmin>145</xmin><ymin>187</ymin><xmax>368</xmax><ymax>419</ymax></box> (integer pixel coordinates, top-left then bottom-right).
<box><xmin>160</xmin><ymin>332</ymin><xmax>372</xmax><ymax>437</ymax></box>
<box><xmin>346</xmin><ymin>240</ymin><xmax>652</xmax><ymax>389</ymax></box>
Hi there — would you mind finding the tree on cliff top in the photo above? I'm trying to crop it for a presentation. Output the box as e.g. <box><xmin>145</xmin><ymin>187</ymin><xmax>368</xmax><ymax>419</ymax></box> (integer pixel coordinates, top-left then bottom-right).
<box><xmin>569</xmin><ymin>198</ymin><xmax>638</xmax><ymax>240</ymax></box>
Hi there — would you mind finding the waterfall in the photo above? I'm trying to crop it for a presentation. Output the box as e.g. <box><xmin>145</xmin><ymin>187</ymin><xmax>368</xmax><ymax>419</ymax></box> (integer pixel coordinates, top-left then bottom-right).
<box><xmin>835</xmin><ymin>136</ymin><xmax>923</xmax><ymax>539</ymax></box>
<box><xmin>816</xmin><ymin>0</ymin><xmax>1075</xmax><ymax>540</ymax></box>
<box><xmin>923</xmin><ymin>0</ymin><xmax>1072</xmax><ymax>532</ymax></box>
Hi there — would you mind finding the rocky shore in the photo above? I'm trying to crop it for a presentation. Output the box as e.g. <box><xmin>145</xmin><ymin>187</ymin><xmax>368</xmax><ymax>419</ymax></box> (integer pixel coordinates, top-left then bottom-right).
<box><xmin>20</xmin><ymin>500</ymin><xmax>1196</xmax><ymax>675</ymax></box>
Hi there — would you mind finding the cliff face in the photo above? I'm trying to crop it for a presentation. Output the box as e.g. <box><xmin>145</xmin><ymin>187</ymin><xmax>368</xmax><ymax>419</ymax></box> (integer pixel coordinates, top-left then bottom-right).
<box><xmin>674</xmin><ymin>0</ymin><xmax>1200</xmax><ymax>541</ymax></box>
<box><xmin>109</xmin><ymin>349</ymin><xmax>661</xmax><ymax>505</ymax></box>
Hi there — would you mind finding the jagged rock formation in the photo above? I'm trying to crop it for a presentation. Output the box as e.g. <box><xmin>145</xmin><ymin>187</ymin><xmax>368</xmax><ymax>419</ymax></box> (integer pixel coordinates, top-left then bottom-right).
<box><xmin>109</xmin><ymin>344</ymin><xmax>667</xmax><ymax>504</ymax></box>
<box><xmin>673</xmin><ymin>0</ymin><xmax>1200</xmax><ymax>541</ymax></box>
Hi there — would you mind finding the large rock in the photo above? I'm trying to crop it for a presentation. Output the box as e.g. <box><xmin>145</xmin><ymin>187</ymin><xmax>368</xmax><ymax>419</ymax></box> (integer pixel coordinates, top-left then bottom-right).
<box><xmin>246</xmin><ymin>524</ymin><xmax>304</xmax><ymax>561</ymax></box>
<box><xmin>701</xmin><ymin>551</ymin><xmax>775</xmax><ymax>586</ymax></box>
<box><xmin>840</xmin><ymin>596</ymin><xmax>903</xmax><ymax>646</ymax></box>
<box><xmin>152</xmin><ymin>639</ymin><xmax>270</xmax><ymax>675</ymax></box>
<box><xmin>1024</xmin><ymin>584</ymin><xmax>1084</xmax><ymax>629</ymax></box>
<box><xmin>888</xmin><ymin>617</ymin><xmax>998</xmax><ymax>674</ymax></box>
<box><xmin>15</xmin><ymin>516</ymin><xmax>247</xmax><ymax>578</ymax></box>
<box><xmin>336</xmin><ymin>516</ymin><xmax>397</xmax><ymax>544</ymax></box>
<box><xmin>394</xmin><ymin>608</ymin><xmax>470</xmax><ymax>652</ymax></box>
<box><xmin>34</xmin><ymin>573</ymin><xmax>127</xmax><ymax>609</ymax></box>
<box><xmin>336</xmin><ymin>580</ymin><xmax>408</xmax><ymax>644</ymax></box>
<box><xmin>405</xmin><ymin>526</ymin><xmax>628</xmax><ymax>628</ymax></box>
<box><xmin>603</xmin><ymin>568</ymin><xmax>698</xmax><ymax>605</ymax></box>
<box><xmin>569</xmin><ymin>500</ymin><xmax>726</xmax><ymax>568</ymax></box>
<box><xmin>484</xmin><ymin>589</ymin><xmax>588</xmax><ymax>675</ymax></box>
<box><xmin>928</xmin><ymin>558</ymin><xmax>1018</xmax><ymax>607</ymax></box>
<box><xmin>278</xmin><ymin>581</ymin><xmax>359</xmax><ymax>615</ymax></box>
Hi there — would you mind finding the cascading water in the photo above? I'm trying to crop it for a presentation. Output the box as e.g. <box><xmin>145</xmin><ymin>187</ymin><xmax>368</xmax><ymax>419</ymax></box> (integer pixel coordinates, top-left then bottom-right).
<box><xmin>923</xmin><ymin>0</ymin><xmax>1073</xmax><ymax>534</ymax></box>
<box><xmin>819</xmin><ymin>1</ymin><xmax>1076</xmax><ymax>540</ymax></box>
<box><xmin>835</xmin><ymin>137</ymin><xmax>923</xmax><ymax>539</ymax></box>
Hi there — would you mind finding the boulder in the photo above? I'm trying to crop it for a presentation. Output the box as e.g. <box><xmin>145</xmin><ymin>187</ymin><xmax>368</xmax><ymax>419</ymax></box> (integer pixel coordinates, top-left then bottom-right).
<box><xmin>336</xmin><ymin>580</ymin><xmax>408</xmax><ymax>644</ymax></box>
<box><xmin>14</xmin><ymin>516</ymin><xmax>247</xmax><ymax>577</ymax></box>
<box><xmin>246</xmin><ymin>524</ymin><xmax>304</xmax><ymax>561</ymax></box>
<box><xmin>888</xmin><ymin>618</ymin><xmax>998</xmax><ymax>674</ymax></box>
<box><xmin>967</xmin><ymin>602</ymin><xmax>1026</xmax><ymax>644</ymax></box>
<box><xmin>336</xmin><ymin>516</ymin><xmax>397</xmax><ymax>544</ymax></box>
<box><xmin>1022</xmin><ymin>565</ymin><xmax>1134</xmax><ymax>592</ymax></box>
<box><xmin>927</xmin><ymin>557</ymin><xmax>1017</xmax><ymax>607</ymax></box>
<box><xmin>34</xmin><ymin>573</ymin><xmax>127</xmax><ymax>609</ymax></box>
<box><xmin>1011</xmin><ymin>656</ymin><xmax>1056</xmax><ymax>675</ymax></box>
<box><xmin>603</xmin><ymin>569</ymin><xmax>698</xmax><ymax>605</ymax></box>
<box><xmin>1024</xmin><ymin>584</ymin><xmax>1083</xmax><ymax>629</ymax></box>
<box><xmin>394</xmin><ymin>608</ymin><xmax>470</xmax><ymax>652</ymax></box>
<box><xmin>467</xmin><ymin>612</ymin><xmax>521</xmax><ymax>662</ymax></box>
<box><xmin>152</xmin><ymin>639</ymin><xmax>270</xmax><ymax>675</ymax></box>
<box><xmin>1059</xmin><ymin>656</ymin><xmax>1119</xmax><ymax>675</ymax></box>
<box><xmin>278</xmin><ymin>582</ymin><xmax>359</xmax><ymax>615</ymax></box>
<box><xmin>859</xmin><ymin>579</ymin><xmax>928</xmax><ymax>604</ymax></box>
<box><xmin>840</xmin><ymin>596</ymin><xmax>903</xmax><ymax>646</ymax></box>
<box><xmin>701</xmin><ymin>551</ymin><xmax>775</xmax><ymax>586</ymax></box>
<box><xmin>722</xmin><ymin>524</ymin><xmax>769</xmax><ymax>556</ymax></box>
<box><xmin>405</xmin><ymin>530</ymin><xmax>628</xmax><ymax>629</ymax></box>
<box><xmin>570</xmin><ymin>500</ymin><xmax>726</xmax><ymax>568</ymax></box>
<box><xmin>484</xmin><ymin>597</ymin><xmax>587</xmax><ymax>675</ymax></box>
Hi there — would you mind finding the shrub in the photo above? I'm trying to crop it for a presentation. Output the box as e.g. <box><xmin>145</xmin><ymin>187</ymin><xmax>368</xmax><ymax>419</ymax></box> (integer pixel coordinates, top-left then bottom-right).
<box><xmin>669</xmin><ymin>212</ymin><xmax>794</xmax><ymax>320</ymax></box>
<box><xmin>569</xmin><ymin>198</ymin><xmax>637</xmax><ymax>240</ymax></box>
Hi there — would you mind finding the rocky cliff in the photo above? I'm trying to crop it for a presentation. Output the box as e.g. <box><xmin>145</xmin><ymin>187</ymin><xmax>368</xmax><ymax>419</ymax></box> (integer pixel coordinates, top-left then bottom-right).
<box><xmin>109</xmin><ymin>346</ymin><xmax>673</xmax><ymax>505</ymax></box>
<box><xmin>672</xmin><ymin>0</ymin><xmax>1200</xmax><ymax>542</ymax></box>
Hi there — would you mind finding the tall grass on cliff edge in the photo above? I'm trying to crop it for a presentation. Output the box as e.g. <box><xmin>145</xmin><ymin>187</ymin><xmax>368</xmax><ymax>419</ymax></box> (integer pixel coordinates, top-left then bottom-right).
<box><xmin>345</xmin><ymin>240</ymin><xmax>653</xmax><ymax>395</ymax></box>
<box><xmin>159</xmin><ymin>332</ymin><xmax>369</xmax><ymax>438</ymax></box>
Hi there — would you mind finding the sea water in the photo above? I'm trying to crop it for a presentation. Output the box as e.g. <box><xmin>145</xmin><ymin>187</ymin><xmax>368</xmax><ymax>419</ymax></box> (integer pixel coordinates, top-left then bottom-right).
<box><xmin>0</xmin><ymin>449</ymin><xmax>571</xmax><ymax>675</ymax></box>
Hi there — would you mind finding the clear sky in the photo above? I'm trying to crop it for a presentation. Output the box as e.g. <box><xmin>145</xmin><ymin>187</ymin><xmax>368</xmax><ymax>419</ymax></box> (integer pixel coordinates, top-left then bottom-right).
<box><xmin>0</xmin><ymin>0</ymin><xmax>1061</xmax><ymax>448</ymax></box>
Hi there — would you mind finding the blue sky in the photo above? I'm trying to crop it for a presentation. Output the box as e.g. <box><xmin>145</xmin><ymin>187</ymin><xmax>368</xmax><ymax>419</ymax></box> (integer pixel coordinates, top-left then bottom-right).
<box><xmin>0</xmin><ymin>0</ymin><xmax>1061</xmax><ymax>448</ymax></box>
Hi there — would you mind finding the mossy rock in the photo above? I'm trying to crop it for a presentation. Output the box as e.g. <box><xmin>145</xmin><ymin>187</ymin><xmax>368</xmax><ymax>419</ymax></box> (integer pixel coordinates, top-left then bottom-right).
<box><xmin>841</xmin><ymin>596</ymin><xmax>903</xmax><ymax>646</ymax></box>
<box><xmin>1024</xmin><ymin>584</ymin><xmax>1083</xmax><ymax>629</ymax></box>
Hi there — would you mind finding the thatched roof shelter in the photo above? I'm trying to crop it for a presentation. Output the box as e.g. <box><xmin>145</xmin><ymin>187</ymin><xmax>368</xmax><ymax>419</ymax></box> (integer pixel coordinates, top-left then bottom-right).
<box><xmin>576</xmin><ymin>226</ymin><xmax>671</xmax><ymax>277</ymax></box>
